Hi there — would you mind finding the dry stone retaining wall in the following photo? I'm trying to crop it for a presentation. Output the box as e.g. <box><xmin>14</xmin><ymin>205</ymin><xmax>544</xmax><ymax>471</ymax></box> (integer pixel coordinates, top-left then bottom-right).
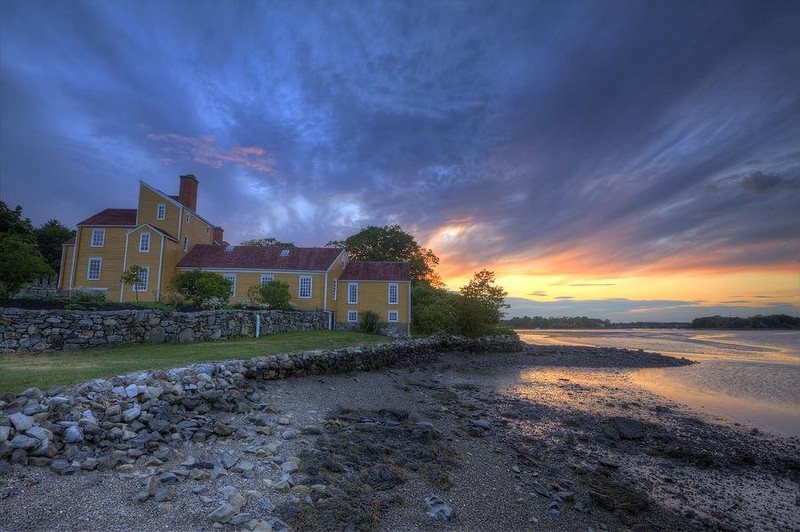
<box><xmin>0</xmin><ymin>335</ymin><xmax>524</xmax><ymax>472</ymax></box>
<box><xmin>0</xmin><ymin>308</ymin><xmax>328</xmax><ymax>353</ymax></box>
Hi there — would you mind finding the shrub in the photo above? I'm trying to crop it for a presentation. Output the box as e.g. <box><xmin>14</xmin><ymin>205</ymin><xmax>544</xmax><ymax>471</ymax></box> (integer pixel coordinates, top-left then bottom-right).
<box><xmin>258</xmin><ymin>280</ymin><xmax>292</xmax><ymax>310</ymax></box>
<box><xmin>169</xmin><ymin>270</ymin><xmax>232</xmax><ymax>308</ymax></box>
<box><xmin>359</xmin><ymin>310</ymin><xmax>381</xmax><ymax>334</ymax></box>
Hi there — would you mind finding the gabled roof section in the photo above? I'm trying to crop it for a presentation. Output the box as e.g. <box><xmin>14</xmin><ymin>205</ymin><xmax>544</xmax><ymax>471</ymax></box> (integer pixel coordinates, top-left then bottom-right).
<box><xmin>77</xmin><ymin>208</ymin><xmax>137</xmax><ymax>226</ymax></box>
<box><xmin>177</xmin><ymin>245</ymin><xmax>344</xmax><ymax>271</ymax></box>
<box><xmin>139</xmin><ymin>180</ymin><xmax>218</xmax><ymax>230</ymax></box>
<box><xmin>339</xmin><ymin>262</ymin><xmax>411</xmax><ymax>282</ymax></box>
<box><xmin>125</xmin><ymin>223</ymin><xmax>177</xmax><ymax>241</ymax></box>
<box><xmin>63</xmin><ymin>237</ymin><xmax>76</xmax><ymax>245</ymax></box>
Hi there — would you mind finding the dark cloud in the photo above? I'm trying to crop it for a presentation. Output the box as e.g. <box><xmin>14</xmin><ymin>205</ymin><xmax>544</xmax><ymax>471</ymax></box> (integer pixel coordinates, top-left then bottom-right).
<box><xmin>2</xmin><ymin>0</ymin><xmax>799</xmax><ymax>282</ymax></box>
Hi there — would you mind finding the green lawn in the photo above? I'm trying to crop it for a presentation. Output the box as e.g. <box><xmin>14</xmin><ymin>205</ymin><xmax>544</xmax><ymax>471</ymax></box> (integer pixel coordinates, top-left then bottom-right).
<box><xmin>0</xmin><ymin>331</ymin><xmax>386</xmax><ymax>395</ymax></box>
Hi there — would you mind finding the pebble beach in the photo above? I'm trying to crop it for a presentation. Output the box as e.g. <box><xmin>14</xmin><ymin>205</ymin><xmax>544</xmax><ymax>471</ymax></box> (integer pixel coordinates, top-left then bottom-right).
<box><xmin>1</xmin><ymin>342</ymin><xmax>798</xmax><ymax>531</ymax></box>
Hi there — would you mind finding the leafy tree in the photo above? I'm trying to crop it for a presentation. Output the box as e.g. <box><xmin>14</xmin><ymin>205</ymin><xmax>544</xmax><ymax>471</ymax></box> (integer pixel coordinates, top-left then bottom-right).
<box><xmin>455</xmin><ymin>270</ymin><xmax>509</xmax><ymax>337</ymax></box>
<box><xmin>240</xmin><ymin>237</ymin><xmax>295</xmax><ymax>248</ymax></box>
<box><xmin>169</xmin><ymin>270</ymin><xmax>232</xmax><ymax>308</ymax></box>
<box><xmin>121</xmin><ymin>265</ymin><xmax>147</xmax><ymax>302</ymax></box>
<box><xmin>34</xmin><ymin>219</ymin><xmax>74</xmax><ymax>275</ymax></box>
<box><xmin>0</xmin><ymin>201</ymin><xmax>35</xmax><ymax>241</ymax></box>
<box><xmin>258</xmin><ymin>280</ymin><xmax>292</xmax><ymax>310</ymax></box>
<box><xmin>411</xmin><ymin>282</ymin><xmax>457</xmax><ymax>335</ymax></box>
<box><xmin>0</xmin><ymin>234</ymin><xmax>53</xmax><ymax>298</ymax></box>
<box><xmin>327</xmin><ymin>225</ymin><xmax>440</xmax><ymax>284</ymax></box>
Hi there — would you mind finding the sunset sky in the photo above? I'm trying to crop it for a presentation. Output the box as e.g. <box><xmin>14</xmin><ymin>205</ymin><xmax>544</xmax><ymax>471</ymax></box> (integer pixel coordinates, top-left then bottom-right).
<box><xmin>1</xmin><ymin>0</ymin><xmax>798</xmax><ymax>321</ymax></box>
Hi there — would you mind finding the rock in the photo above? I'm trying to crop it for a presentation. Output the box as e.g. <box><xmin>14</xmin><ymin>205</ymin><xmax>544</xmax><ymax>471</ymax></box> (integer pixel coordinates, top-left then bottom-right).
<box><xmin>610</xmin><ymin>417</ymin><xmax>645</xmax><ymax>440</ymax></box>
<box><xmin>9</xmin><ymin>412</ymin><xmax>34</xmax><ymax>432</ymax></box>
<box><xmin>208</xmin><ymin>503</ymin><xmax>236</xmax><ymax>523</ymax></box>
<box><xmin>472</xmin><ymin>419</ymin><xmax>491</xmax><ymax>430</ymax></box>
<box><xmin>25</xmin><ymin>426</ymin><xmax>53</xmax><ymax>443</ymax></box>
<box><xmin>0</xmin><ymin>461</ymin><xmax>11</xmax><ymax>475</ymax></box>
<box><xmin>10</xmin><ymin>435</ymin><xmax>39</xmax><ymax>451</ymax></box>
<box><xmin>573</xmin><ymin>501</ymin><xmax>590</xmax><ymax>513</ymax></box>
<box><xmin>280</xmin><ymin>461</ymin><xmax>298</xmax><ymax>473</ymax></box>
<box><xmin>229</xmin><ymin>492</ymin><xmax>247</xmax><ymax>512</ymax></box>
<box><xmin>229</xmin><ymin>513</ymin><xmax>251</xmax><ymax>526</ymax></box>
<box><xmin>50</xmin><ymin>459</ymin><xmax>76</xmax><ymax>475</ymax></box>
<box><xmin>531</xmin><ymin>481</ymin><xmax>552</xmax><ymax>498</ymax></box>
<box><xmin>153</xmin><ymin>487</ymin><xmax>174</xmax><ymax>503</ymax></box>
<box><xmin>124</xmin><ymin>384</ymin><xmax>139</xmax><ymax>398</ymax></box>
<box><xmin>598</xmin><ymin>458</ymin><xmax>620</xmax><ymax>468</ymax></box>
<box><xmin>220</xmin><ymin>452</ymin><xmax>239</xmax><ymax>469</ymax></box>
<box><xmin>280</xmin><ymin>429</ymin><xmax>297</xmax><ymax>440</ymax></box>
<box><xmin>425</xmin><ymin>495</ymin><xmax>455</xmax><ymax>521</ymax></box>
<box><xmin>264</xmin><ymin>516</ymin><xmax>290</xmax><ymax>531</ymax></box>
<box><xmin>158</xmin><ymin>472</ymin><xmax>180</xmax><ymax>484</ymax></box>
<box><xmin>213</xmin><ymin>421</ymin><xmax>232</xmax><ymax>436</ymax></box>
<box><xmin>123</xmin><ymin>406</ymin><xmax>141</xmax><ymax>423</ymax></box>
<box><xmin>64</xmin><ymin>426</ymin><xmax>85</xmax><ymax>443</ymax></box>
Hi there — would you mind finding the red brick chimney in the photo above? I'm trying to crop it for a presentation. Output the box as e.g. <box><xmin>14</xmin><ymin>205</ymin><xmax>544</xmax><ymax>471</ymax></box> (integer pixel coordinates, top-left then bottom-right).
<box><xmin>213</xmin><ymin>226</ymin><xmax>224</xmax><ymax>244</ymax></box>
<box><xmin>178</xmin><ymin>174</ymin><xmax>198</xmax><ymax>211</ymax></box>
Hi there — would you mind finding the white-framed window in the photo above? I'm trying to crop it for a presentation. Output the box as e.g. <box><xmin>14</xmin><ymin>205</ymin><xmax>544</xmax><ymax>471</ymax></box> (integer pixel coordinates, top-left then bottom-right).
<box><xmin>139</xmin><ymin>232</ymin><xmax>150</xmax><ymax>252</ymax></box>
<box><xmin>260</xmin><ymin>274</ymin><xmax>274</xmax><ymax>285</ymax></box>
<box><xmin>388</xmin><ymin>283</ymin><xmax>399</xmax><ymax>305</ymax></box>
<box><xmin>299</xmin><ymin>276</ymin><xmax>312</xmax><ymax>298</ymax></box>
<box><xmin>90</xmin><ymin>228</ymin><xmax>105</xmax><ymax>247</ymax></box>
<box><xmin>156</xmin><ymin>204</ymin><xmax>166</xmax><ymax>220</ymax></box>
<box><xmin>388</xmin><ymin>310</ymin><xmax>399</xmax><ymax>322</ymax></box>
<box><xmin>280</xmin><ymin>249</ymin><xmax>290</xmax><ymax>256</ymax></box>
<box><xmin>133</xmin><ymin>266</ymin><xmax>149</xmax><ymax>292</ymax></box>
<box><xmin>332</xmin><ymin>280</ymin><xmax>337</xmax><ymax>300</ymax></box>
<box><xmin>183</xmin><ymin>236</ymin><xmax>189</xmax><ymax>251</ymax></box>
<box><xmin>186</xmin><ymin>212</ymin><xmax>191</xmax><ymax>224</ymax></box>
<box><xmin>348</xmin><ymin>282</ymin><xmax>358</xmax><ymax>304</ymax></box>
<box><xmin>206</xmin><ymin>225</ymin><xmax>210</xmax><ymax>234</ymax></box>
<box><xmin>223</xmin><ymin>274</ymin><xmax>237</xmax><ymax>296</ymax></box>
<box><xmin>347</xmin><ymin>310</ymin><xmax>358</xmax><ymax>322</ymax></box>
<box><xmin>87</xmin><ymin>257</ymin><xmax>102</xmax><ymax>280</ymax></box>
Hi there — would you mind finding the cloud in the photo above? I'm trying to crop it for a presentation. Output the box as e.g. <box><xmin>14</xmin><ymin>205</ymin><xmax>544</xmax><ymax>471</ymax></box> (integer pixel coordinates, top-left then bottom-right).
<box><xmin>147</xmin><ymin>133</ymin><xmax>275</xmax><ymax>174</ymax></box>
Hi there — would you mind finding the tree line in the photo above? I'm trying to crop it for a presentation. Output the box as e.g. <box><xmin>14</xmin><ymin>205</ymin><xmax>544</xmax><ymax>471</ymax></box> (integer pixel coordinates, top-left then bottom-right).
<box><xmin>0</xmin><ymin>202</ymin><xmax>74</xmax><ymax>298</ymax></box>
<box><xmin>690</xmin><ymin>314</ymin><xmax>799</xmax><ymax>329</ymax></box>
<box><xmin>502</xmin><ymin>316</ymin><xmax>612</xmax><ymax>329</ymax></box>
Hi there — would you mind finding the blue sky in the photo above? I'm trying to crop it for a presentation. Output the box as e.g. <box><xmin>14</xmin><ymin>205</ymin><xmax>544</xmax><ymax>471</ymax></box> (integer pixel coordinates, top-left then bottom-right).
<box><xmin>1</xmin><ymin>0</ymin><xmax>798</xmax><ymax>321</ymax></box>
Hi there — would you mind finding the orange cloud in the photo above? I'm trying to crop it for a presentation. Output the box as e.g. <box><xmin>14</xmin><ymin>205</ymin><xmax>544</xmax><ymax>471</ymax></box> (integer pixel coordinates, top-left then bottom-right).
<box><xmin>148</xmin><ymin>133</ymin><xmax>275</xmax><ymax>173</ymax></box>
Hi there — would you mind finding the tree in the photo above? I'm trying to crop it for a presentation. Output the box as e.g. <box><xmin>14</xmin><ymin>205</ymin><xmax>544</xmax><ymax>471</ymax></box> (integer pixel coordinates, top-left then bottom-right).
<box><xmin>0</xmin><ymin>234</ymin><xmax>53</xmax><ymax>298</ymax></box>
<box><xmin>169</xmin><ymin>270</ymin><xmax>232</xmax><ymax>308</ymax></box>
<box><xmin>258</xmin><ymin>280</ymin><xmax>292</xmax><ymax>310</ymax></box>
<box><xmin>0</xmin><ymin>201</ymin><xmax>35</xmax><ymax>241</ymax></box>
<box><xmin>411</xmin><ymin>282</ymin><xmax>457</xmax><ymax>335</ymax></box>
<box><xmin>34</xmin><ymin>219</ymin><xmax>74</xmax><ymax>275</ymax></box>
<box><xmin>455</xmin><ymin>270</ymin><xmax>509</xmax><ymax>337</ymax></box>
<box><xmin>327</xmin><ymin>225</ymin><xmax>440</xmax><ymax>284</ymax></box>
<box><xmin>240</xmin><ymin>237</ymin><xmax>295</xmax><ymax>248</ymax></box>
<box><xmin>121</xmin><ymin>265</ymin><xmax>147</xmax><ymax>302</ymax></box>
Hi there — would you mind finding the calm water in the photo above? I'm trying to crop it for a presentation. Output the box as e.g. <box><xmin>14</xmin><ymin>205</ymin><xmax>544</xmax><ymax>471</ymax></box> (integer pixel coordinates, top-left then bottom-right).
<box><xmin>517</xmin><ymin>329</ymin><xmax>800</xmax><ymax>437</ymax></box>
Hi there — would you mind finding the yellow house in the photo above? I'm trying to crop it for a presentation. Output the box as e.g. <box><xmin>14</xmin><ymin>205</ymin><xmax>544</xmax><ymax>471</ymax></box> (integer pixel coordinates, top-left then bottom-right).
<box><xmin>58</xmin><ymin>174</ymin><xmax>412</xmax><ymax>333</ymax></box>
<box><xmin>334</xmin><ymin>262</ymin><xmax>411</xmax><ymax>335</ymax></box>
<box><xmin>176</xmin><ymin>246</ymin><xmax>411</xmax><ymax>333</ymax></box>
<box><xmin>58</xmin><ymin>175</ymin><xmax>223</xmax><ymax>301</ymax></box>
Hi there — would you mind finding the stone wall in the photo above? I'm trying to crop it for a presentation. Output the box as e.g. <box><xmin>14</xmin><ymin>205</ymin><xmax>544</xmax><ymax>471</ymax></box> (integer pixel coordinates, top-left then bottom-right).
<box><xmin>0</xmin><ymin>308</ymin><xmax>328</xmax><ymax>353</ymax></box>
<box><xmin>0</xmin><ymin>334</ymin><xmax>523</xmax><ymax>471</ymax></box>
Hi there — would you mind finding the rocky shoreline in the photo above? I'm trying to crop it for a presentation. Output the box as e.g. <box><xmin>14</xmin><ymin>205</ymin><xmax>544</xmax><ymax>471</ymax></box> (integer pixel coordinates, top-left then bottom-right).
<box><xmin>1</xmin><ymin>339</ymin><xmax>797</xmax><ymax>531</ymax></box>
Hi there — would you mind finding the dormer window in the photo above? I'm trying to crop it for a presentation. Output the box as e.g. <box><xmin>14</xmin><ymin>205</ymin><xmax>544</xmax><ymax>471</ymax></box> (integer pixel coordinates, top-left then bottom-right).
<box><xmin>280</xmin><ymin>249</ymin><xmax>290</xmax><ymax>256</ymax></box>
<box><xmin>156</xmin><ymin>204</ymin><xmax>166</xmax><ymax>220</ymax></box>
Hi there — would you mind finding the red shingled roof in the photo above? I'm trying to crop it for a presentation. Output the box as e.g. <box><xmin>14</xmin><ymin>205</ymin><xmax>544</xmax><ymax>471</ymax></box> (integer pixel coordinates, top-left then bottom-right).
<box><xmin>77</xmin><ymin>208</ymin><xmax>137</xmax><ymax>226</ymax></box>
<box><xmin>177</xmin><ymin>245</ymin><xmax>344</xmax><ymax>271</ymax></box>
<box><xmin>339</xmin><ymin>262</ymin><xmax>411</xmax><ymax>282</ymax></box>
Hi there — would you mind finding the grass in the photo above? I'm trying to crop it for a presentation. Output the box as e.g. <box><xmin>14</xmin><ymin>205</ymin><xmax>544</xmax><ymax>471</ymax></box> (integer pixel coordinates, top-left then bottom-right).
<box><xmin>0</xmin><ymin>331</ymin><xmax>386</xmax><ymax>395</ymax></box>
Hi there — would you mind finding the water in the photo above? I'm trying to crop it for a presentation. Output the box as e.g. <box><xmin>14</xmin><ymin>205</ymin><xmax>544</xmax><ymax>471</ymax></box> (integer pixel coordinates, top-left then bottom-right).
<box><xmin>517</xmin><ymin>329</ymin><xmax>800</xmax><ymax>437</ymax></box>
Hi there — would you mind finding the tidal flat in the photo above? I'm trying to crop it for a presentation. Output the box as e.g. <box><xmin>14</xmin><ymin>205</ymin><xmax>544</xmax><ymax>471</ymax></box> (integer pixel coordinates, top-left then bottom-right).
<box><xmin>1</xmin><ymin>345</ymin><xmax>797</xmax><ymax>531</ymax></box>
